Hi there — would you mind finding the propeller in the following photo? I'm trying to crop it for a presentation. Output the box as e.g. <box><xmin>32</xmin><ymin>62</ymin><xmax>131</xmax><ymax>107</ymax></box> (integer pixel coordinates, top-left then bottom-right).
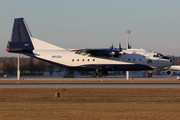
<box><xmin>118</xmin><ymin>43</ymin><xmax>126</xmax><ymax>60</ymax></box>
<box><xmin>119</xmin><ymin>43</ymin><xmax>122</xmax><ymax>52</ymax></box>
<box><xmin>109</xmin><ymin>44</ymin><xmax>115</xmax><ymax>56</ymax></box>
<box><xmin>128</xmin><ymin>43</ymin><xmax>131</xmax><ymax>49</ymax></box>
<box><xmin>171</xmin><ymin>55</ymin><xmax>175</xmax><ymax>65</ymax></box>
<box><xmin>118</xmin><ymin>43</ymin><xmax>122</xmax><ymax>60</ymax></box>
<box><xmin>109</xmin><ymin>43</ymin><xmax>126</xmax><ymax>59</ymax></box>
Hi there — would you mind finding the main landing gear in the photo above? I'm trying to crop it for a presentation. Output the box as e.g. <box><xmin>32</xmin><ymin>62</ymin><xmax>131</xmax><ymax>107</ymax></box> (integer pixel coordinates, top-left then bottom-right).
<box><xmin>147</xmin><ymin>73</ymin><xmax>152</xmax><ymax>78</ymax></box>
<box><xmin>91</xmin><ymin>71</ymin><xmax>108</xmax><ymax>77</ymax></box>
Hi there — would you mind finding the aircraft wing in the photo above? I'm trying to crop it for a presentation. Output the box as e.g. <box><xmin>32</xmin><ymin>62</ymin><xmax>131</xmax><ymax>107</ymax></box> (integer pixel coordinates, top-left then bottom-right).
<box><xmin>75</xmin><ymin>48</ymin><xmax>110</xmax><ymax>58</ymax></box>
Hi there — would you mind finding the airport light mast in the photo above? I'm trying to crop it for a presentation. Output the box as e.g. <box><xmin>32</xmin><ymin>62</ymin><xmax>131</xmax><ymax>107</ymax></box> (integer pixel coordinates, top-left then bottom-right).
<box><xmin>126</xmin><ymin>29</ymin><xmax>131</xmax><ymax>80</ymax></box>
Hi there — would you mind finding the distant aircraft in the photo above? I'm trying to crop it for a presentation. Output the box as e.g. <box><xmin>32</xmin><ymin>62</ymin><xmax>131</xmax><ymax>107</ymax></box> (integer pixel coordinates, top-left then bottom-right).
<box><xmin>6</xmin><ymin>18</ymin><xmax>173</xmax><ymax>77</ymax></box>
<box><xmin>166</xmin><ymin>65</ymin><xmax>180</xmax><ymax>76</ymax></box>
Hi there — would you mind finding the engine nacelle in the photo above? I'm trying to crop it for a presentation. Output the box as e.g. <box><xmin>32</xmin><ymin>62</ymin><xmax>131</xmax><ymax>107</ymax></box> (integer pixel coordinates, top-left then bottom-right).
<box><xmin>166</xmin><ymin>70</ymin><xmax>173</xmax><ymax>76</ymax></box>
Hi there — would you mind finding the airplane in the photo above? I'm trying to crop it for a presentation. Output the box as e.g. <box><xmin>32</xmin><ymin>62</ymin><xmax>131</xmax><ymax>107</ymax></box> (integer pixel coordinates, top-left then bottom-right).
<box><xmin>6</xmin><ymin>18</ymin><xmax>173</xmax><ymax>78</ymax></box>
<box><xmin>166</xmin><ymin>65</ymin><xmax>180</xmax><ymax>76</ymax></box>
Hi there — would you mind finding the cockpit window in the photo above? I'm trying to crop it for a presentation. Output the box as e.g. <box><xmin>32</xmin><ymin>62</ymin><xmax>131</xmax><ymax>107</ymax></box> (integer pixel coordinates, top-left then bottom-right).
<box><xmin>158</xmin><ymin>53</ymin><xmax>164</xmax><ymax>58</ymax></box>
<box><xmin>153</xmin><ymin>53</ymin><xmax>163</xmax><ymax>58</ymax></box>
<box><xmin>153</xmin><ymin>53</ymin><xmax>169</xmax><ymax>60</ymax></box>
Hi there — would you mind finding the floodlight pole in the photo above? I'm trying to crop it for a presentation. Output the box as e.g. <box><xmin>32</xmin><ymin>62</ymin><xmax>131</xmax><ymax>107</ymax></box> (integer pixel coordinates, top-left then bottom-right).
<box><xmin>17</xmin><ymin>53</ymin><xmax>20</xmax><ymax>80</ymax></box>
<box><xmin>126</xmin><ymin>30</ymin><xmax>131</xmax><ymax>80</ymax></box>
<box><xmin>126</xmin><ymin>29</ymin><xmax>131</xmax><ymax>49</ymax></box>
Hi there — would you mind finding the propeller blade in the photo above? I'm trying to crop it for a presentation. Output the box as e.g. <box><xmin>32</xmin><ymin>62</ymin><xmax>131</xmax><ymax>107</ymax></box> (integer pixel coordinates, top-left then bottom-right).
<box><xmin>109</xmin><ymin>44</ymin><xmax>114</xmax><ymax>57</ymax></box>
<box><xmin>111</xmin><ymin>44</ymin><xmax>114</xmax><ymax>50</ymax></box>
<box><xmin>128</xmin><ymin>43</ymin><xmax>131</xmax><ymax>49</ymax></box>
<box><xmin>119</xmin><ymin>43</ymin><xmax>122</xmax><ymax>51</ymax></box>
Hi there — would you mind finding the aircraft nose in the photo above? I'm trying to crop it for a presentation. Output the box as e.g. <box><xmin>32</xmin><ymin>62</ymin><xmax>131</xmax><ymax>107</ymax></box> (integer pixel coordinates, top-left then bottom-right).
<box><xmin>169</xmin><ymin>59</ymin><xmax>174</xmax><ymax>66</ymax></box>
<box><xmin>165</xmin><ymin>56</ymin><xmax>173</xmax><ymax>65</ymax></box>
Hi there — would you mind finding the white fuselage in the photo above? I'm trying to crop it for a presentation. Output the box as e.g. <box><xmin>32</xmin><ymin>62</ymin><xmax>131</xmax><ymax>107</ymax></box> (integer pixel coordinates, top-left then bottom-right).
<box><xmin>31</xmin><ymin>38</ymin><xmax>172</xmax><ymax>70</ymax></box>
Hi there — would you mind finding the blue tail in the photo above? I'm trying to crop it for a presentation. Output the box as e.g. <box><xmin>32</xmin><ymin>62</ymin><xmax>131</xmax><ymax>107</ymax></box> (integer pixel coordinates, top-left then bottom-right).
<box><xmin>6</xmin><ymin>18</ymin><xmax>34</xmax><ymax>55</ymax></box>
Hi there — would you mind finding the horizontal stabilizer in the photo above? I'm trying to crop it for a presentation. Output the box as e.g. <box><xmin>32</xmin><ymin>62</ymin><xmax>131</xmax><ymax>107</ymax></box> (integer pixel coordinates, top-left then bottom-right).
<box><xmin>31</xmin><ymin>38</ymin><xmax>65</xmax><ymax>50</ymax></box>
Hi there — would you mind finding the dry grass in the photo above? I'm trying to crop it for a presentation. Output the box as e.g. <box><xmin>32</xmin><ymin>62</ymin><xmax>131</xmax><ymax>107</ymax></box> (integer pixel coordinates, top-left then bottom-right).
<box><xmin>0</xmin><ymin>88</ymin><xmax>180</xmax><ymax>119</ymax></box>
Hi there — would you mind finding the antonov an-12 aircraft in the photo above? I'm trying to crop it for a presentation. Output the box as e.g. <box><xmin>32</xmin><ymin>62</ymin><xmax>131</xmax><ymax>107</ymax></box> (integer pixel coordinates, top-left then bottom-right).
<box><xmin>6</xmin><ymin>18</ymin><xmax>173</xmax><ymax>77</ymax></box>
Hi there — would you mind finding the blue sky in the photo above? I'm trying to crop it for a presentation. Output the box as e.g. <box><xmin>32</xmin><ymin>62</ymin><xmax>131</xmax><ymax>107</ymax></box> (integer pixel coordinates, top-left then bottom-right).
<box><xmin>1</xmin><ymin>0</ymin><xmax>180</xmax><ymax>57</ymax></box>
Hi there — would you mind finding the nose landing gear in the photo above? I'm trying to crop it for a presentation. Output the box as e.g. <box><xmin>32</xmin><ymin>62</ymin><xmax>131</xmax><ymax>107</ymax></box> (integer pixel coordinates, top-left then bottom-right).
<box><xmin>147</xmin><ymin>73</ymin><xmax>152</xmax><ymax>78</ymax></box>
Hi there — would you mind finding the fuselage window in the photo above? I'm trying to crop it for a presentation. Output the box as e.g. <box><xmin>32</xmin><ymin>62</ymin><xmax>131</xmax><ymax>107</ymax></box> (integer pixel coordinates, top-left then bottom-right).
<box><xmin>77</xmin><ymin>59</ymin><xmax>79</xmax><ymax>61</ymax></box>
<box><xmin>93</xmin><ymin>59</ymin><xmax>95</xmax><ymax>61</ymax></box>
<box><xmin>82</xmin><ymin>59</ymin><xmax>84</xmax><ymax>61</ymax></box>
<box><xmin>128</xmin><ymin>59</ymin><xmax>130</xmax><ymax>61</ymax></box>
<box><xmin>88</xmin><ymin>59</ymin><xmax>90</xmax><ymax>61</ymax></box>
<box><xmin>72</xmin><ymin>59</ymin><xmax>74</xmax><ymax>62</ymax></box>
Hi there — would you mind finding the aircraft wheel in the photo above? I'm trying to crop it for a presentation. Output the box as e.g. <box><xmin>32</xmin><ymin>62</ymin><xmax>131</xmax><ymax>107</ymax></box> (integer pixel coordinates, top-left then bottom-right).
<box><xmin>147</xmin><ymin>73</ymin><xmax>152</xmax><ymax>78</ymax></box>
<box><xmin>103</xmin><ymin>71</ymin><xmax>108</xmax><ymax>76</ymax></box>
<box><xmin>91</xmin><ymin>72</ymin><xmax>97</xmax><ymax>77</ymax></box>
<box><xmin>98</xmin><ymin>72</ymin><xmax>103</xmax><ymax>77</ymax></box>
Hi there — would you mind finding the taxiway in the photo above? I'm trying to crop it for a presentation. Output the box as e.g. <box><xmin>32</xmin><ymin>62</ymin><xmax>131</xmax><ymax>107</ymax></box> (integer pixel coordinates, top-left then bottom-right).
<box><xmin>0</xmin><ymin>77</ymin><xmax>180</xmax><ymax>88</ymax></box>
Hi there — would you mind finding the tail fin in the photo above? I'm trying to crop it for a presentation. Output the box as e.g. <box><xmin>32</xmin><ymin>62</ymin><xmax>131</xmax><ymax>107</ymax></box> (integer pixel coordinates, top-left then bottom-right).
<box><xmin>7</xmin><ymin>18</ymin><xmax>65</xmax><ymax>55</ymax></box>
<box><xmin>6</xmin><ymin>18</ymin><xmax>34</xmax><ymax>53</ymax></box>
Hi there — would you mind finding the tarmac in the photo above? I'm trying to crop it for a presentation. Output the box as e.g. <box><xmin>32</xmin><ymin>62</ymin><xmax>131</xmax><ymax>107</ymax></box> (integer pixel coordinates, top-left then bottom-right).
<box><xmin>0</xmin><ymin>76</ymin><xmax>178</xmax><ymax>80</ymax></box>
<box><xmin>0</xmin><ymin>76</ymin><xmax>180</xmax><ymax>88</ymax></box>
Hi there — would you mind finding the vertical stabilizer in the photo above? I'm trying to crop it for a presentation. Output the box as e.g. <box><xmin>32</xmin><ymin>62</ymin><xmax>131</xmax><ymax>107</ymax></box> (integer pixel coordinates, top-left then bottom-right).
<box><xmin>11</xmin><ymin>18</ymin><xmax>32</xmax><ymax>42</ymax></box>
<box><xmin>7</xmin><ymin>18</ymin><xmax>34</xmax><ymax>53</ymax></box>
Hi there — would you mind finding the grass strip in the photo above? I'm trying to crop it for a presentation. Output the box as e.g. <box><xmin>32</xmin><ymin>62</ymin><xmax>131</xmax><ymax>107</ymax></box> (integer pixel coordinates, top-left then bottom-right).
<box><xmin>0</xmin><ymin>88</ymin><xmax>180</xmax><ymax>120</ymax></box>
